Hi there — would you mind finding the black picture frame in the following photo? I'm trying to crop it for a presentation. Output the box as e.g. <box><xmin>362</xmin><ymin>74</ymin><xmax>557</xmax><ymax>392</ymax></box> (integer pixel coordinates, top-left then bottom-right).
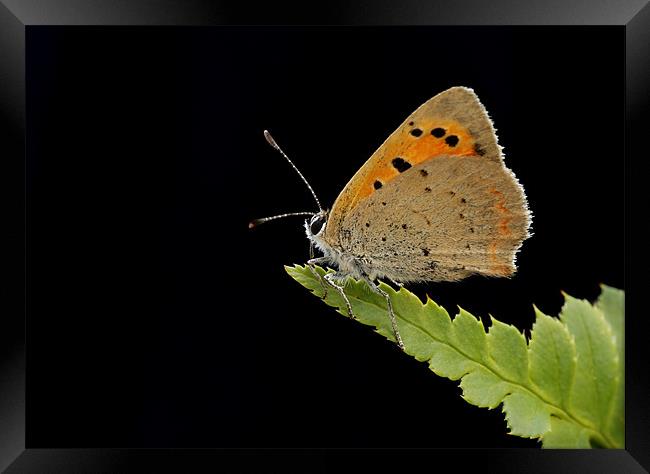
<box><xmin>1</xmin><ymin>1</ymin><xmax>647</xmax><ymax>472</ymax></box>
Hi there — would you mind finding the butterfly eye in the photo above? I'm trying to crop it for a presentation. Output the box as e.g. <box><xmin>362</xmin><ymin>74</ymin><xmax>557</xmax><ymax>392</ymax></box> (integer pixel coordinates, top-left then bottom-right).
<box><xmin>310</xmin><ymin>214</ymin><xmax>327</xmax><ymax>235</ymax></box>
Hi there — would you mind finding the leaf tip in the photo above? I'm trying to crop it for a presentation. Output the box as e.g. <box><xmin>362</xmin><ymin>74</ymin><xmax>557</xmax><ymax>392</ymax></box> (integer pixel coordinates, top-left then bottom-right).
<box><xmin>532</xmin><ymin>304</ymin><xmax>548</xmax><ymax>320</ymax></box>
<box><xmin>559</xmin><ymin>290</ymin><xmax>582</xmax><ymax>307</ymax></box>
<box><xmin>284</xmin><ymin>263</ymin><xmax>305</xmax><ymax>275</ymax></box>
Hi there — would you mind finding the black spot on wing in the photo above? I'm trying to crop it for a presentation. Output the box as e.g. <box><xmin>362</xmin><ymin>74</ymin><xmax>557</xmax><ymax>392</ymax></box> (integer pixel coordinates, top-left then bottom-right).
<box><xmin>431</xmin><ymin>127</ymin><xmax>446</xmax><ymax>138</ymax></box>
<box><xmin>445</xmin><ymin>135</ymin><xmax>459</xmax><ymax>147</ymax></box>
<box><xmin>391</xmin><ymin>157</ymin><xmax>412</xmax><ymax>173</ymax></box>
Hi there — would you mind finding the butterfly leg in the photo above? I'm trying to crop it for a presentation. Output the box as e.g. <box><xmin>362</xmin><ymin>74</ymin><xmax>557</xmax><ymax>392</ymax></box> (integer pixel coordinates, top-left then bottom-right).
<box><xmin>363</xmin><ymin>277</ymin><xmax>405</xmax><ymax>351</ymax></box>
<box><xmin>308</xmin><ymin>242</ymin><xmax>330</xmax><ymax>298</ymax></box>
<box><xmin>322</xmin><ymin>272</ymin><xmax>356</xmax><ymax>320</ymax></box>
<box><xmin>307</xmin><ymin>255</ymin><xmax>356</xmax><ymax>320</ymax></box>
<box><xmin>307</xmin><ymin>256</ymin><xmax>330</xmax><ymax>298</ymax></box>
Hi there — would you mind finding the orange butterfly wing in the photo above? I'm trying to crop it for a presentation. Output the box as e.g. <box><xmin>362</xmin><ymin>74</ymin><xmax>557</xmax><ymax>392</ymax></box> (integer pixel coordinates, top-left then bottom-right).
<box><xmin>323</xmin><ymin>87</ymin><xmax>529</xmax><ymax>278</ymax></box>
<box><xmin>325</xmin><ymin>87</ymin><xmax>500</xmax><ymax>234</ymax></box>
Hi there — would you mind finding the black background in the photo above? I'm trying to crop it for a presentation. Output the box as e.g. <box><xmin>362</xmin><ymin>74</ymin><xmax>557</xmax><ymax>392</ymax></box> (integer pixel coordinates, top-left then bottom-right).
<box><xmin>27</xmin><ymin>26</ymin><xmax>623</xmax><ymax>448</ymax></box>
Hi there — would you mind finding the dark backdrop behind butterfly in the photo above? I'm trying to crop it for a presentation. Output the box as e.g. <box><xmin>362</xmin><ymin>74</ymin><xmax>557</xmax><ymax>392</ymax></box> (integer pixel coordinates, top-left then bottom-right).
<box><xmin>28</xmin><ymin>26</ymin><xmax>622</xmax><ymax>447</ymax></box>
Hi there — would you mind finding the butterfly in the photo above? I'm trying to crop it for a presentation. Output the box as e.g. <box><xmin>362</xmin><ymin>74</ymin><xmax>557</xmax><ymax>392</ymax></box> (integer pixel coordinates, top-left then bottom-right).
<box><xmin>251</xmin><ymin>87</ymin><xmax>532</xmax><ymax>350</ymax></box>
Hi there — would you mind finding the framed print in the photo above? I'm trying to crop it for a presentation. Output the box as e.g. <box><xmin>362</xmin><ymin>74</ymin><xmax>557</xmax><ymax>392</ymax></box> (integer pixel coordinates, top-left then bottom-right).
<box><xmin>1</xmin><ymin>0</ymin><xmax>647</xmax><ymax>472</ymax></box>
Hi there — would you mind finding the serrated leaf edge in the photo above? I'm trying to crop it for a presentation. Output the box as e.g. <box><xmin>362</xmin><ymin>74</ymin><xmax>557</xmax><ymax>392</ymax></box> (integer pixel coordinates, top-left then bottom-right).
<box><xmin>285</xmin><ymin>264</ymin><xmax>621</xmax><ymax>448</ymax></box>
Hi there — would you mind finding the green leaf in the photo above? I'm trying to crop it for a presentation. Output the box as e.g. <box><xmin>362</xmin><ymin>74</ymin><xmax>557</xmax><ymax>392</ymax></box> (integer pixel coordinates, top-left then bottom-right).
<box><xmin>559</xmin><ymin>293</ymin><xmax>621</xmax><ymax>448</ymax></box>
<box><xmin>596</xmin><ymin>286</ymin><xmax>625</xmax><ymax>447</ymax></box>
<box><xmin>541</xmin><ymin>418</ymin><xmax>592</xmax><ymax>448</ymax></box>
<box><xmin>528</xmin><ymin>308</ymin><xmax>576</xmax><ymax>410</ymax></box>
<box><xmin>285</xmin><ymin>265</ymin><xmax>624</xmax><ymax>449</ymax></box>
<box><xmin>486</xmin><ymin>318</ymin><xmax>529</xmax><ymax>383</ymax></box>
<box><xmin>502</xmin><ymin>392</ymin><xmax>550</xmax><ymax>437</ymax></box>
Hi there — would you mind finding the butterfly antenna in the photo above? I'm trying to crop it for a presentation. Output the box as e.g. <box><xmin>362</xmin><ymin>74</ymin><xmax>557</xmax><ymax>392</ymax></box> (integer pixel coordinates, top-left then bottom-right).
<box><xmin>263</xmin><ymin>130</ymin><xmax>323</xmax><ymax>212</ymax></box>
<box><xmin>248</xmin><ymin>211</ymin><xmax>315</xmax><ymax>229</ymax></box>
